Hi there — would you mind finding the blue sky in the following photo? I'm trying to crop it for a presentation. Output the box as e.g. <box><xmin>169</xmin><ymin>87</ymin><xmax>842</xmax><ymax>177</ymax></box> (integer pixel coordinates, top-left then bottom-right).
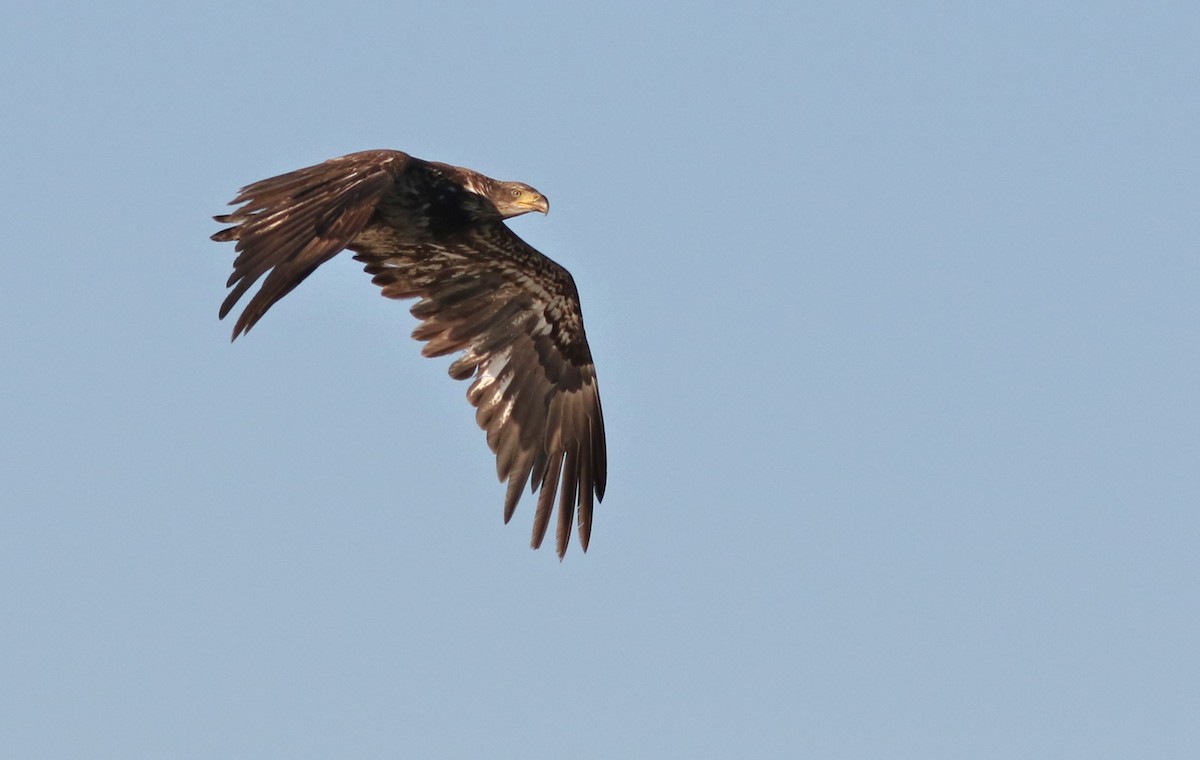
<box><xmin>2</xmin><ymin>2</ymin><xmax>1197</xmax><ymax>758</ymax></box>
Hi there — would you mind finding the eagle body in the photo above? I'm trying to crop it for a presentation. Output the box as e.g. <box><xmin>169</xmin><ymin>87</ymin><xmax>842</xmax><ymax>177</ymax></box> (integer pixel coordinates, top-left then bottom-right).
<box><xmin>212</xmin><ymin>150</ymin><xmax>606</xmax><ymax>557</ymax></box>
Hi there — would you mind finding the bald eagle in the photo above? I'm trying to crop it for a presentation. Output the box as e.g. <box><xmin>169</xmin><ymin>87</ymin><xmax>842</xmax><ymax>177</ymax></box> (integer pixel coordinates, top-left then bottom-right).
<box><xmin>212</xmin><ymin>150</ymin><xmax>607</xmax><ymax>558</ymax></box>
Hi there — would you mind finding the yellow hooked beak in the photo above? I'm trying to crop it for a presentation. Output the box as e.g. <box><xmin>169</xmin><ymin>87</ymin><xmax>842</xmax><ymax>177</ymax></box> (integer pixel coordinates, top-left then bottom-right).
<box><xmin>518</xmin><ymin>190</ymin><xmax>550</xmax><ymax>215</ymax></box>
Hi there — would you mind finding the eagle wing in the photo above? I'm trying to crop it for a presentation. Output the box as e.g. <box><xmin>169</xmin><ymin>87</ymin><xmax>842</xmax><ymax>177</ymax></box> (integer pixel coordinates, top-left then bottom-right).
<box><xmin>212</xmin><ymin>151</ymin><xmax>607</xmax><ymax>557</ymax></box>
<box><xmin>213</xmin><ymin>150</ymin><xmax>408</xmax><ymax>338</ymax></box>
<box><xmin>355</xmin><ymin>230</ymin><xmax>606</xmax><ymax>557</ymax></box>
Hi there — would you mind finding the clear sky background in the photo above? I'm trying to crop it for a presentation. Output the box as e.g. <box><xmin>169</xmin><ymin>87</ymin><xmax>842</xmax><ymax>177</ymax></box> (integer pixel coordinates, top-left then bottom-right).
<box><xmin>1</xmin><ymin>2</ymin><xmax>1197</xmax><ymax>758</ymax></box>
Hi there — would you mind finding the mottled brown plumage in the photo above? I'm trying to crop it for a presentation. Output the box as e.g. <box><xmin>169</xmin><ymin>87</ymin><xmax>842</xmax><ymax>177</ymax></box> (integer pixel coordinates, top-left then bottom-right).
<box><xmin>212</xmin><ymin>149</ymin><xmax>606</xmax><ymax>557</ymax></box>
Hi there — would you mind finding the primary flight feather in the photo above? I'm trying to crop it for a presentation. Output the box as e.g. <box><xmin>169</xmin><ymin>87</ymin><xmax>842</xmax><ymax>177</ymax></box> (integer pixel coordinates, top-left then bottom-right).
<box><xmin>212</xmin><ymin>149</ymin><xmax>607</xmax><ymax>557</ymax></box>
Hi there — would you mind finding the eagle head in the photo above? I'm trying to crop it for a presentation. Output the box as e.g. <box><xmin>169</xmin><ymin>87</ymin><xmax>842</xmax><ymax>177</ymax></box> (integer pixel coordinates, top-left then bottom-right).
<box><xmin>492</xmin><ymin>181</ymin><xmax>550</xmax><ymax>219</ymax></box>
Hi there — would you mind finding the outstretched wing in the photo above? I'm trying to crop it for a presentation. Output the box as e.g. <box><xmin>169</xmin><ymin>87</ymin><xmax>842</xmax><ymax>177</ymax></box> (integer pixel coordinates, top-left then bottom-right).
<box><xmin>355</xmin><ymin>227</ymin><xmax>607</xmax><ymax>558</ymax></box>
<box><xmin>212</xmin><ymin>150</ymin><xmax>408</xmax><ymax>338</ymax></box>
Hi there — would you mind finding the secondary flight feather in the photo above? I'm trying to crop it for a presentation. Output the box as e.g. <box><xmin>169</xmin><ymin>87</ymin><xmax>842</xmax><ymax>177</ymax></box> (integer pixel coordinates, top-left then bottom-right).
<box><xmin>212</xmin><ymin>149</ymin><xmax>607</xmax><ymax>557</ymax></box>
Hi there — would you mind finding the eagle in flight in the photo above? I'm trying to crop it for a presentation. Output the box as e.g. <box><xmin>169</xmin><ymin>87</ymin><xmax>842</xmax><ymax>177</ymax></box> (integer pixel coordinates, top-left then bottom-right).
<box><xmin>212</xmin><ymin>149</ymin><xmax>607</xmax><ymax>558</ymax></box>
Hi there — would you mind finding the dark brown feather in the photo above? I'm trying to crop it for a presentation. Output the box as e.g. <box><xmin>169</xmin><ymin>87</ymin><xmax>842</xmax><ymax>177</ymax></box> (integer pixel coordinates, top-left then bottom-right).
<box><xmin>212</xmin><ymin>149</ymin><xmax>607</xmax><ymax>558</ymax></box>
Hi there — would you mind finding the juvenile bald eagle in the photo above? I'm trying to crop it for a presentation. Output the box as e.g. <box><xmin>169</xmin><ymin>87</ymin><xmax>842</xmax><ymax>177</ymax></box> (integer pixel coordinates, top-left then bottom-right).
<box><xmin>212</xmin><ymin>149</ymin><xmax>606</xmax><ymax>558</ymax></box>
